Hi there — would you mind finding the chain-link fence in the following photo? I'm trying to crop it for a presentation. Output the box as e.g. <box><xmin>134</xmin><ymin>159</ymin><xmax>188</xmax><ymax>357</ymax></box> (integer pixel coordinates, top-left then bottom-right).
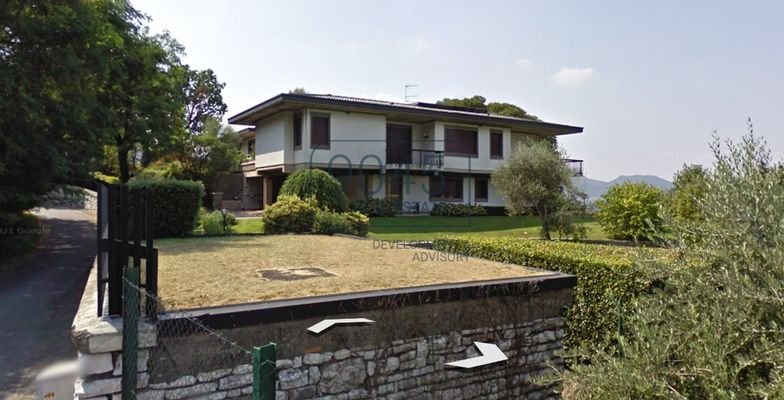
<box><xmin>122</xmin><ymin>277</ymin><xmax>276</xmax><ymax>400</ymax></box>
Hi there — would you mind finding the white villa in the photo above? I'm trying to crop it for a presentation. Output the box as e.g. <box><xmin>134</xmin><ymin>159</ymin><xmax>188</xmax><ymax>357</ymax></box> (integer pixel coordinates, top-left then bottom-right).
<box><xmin>225</xmin><ymin>93</ymin><xmax>583</xmax><ymax>213</ymax></box>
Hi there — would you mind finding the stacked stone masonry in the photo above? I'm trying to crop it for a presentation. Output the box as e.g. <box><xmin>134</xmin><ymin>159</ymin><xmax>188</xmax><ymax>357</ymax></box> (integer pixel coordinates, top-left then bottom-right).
<box><xmin>73</xmin><ymin>266</ymin><xmax>574</xmax><ymax>399</ymax></box>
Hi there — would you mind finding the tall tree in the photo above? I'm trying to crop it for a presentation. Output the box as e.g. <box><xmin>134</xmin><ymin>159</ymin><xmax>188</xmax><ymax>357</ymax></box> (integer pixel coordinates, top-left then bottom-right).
<box><xmin>0</xmin><ymin>0</ymin><xmax>132</xmax><ymax>211</ymax></box>
<box><xmin>99</xmin><ymin>24</ymin><xmax>187</xmax><ymax>182</ymax></box>
<box><xmin>183</xmin><ymin>67</ymin><xmax>227</xmax><ymax>135</ymax></box>
<box><xmin>437</xmin><ymin>95</ymin><xmax>539</xmax><ymax>120</ymax></box>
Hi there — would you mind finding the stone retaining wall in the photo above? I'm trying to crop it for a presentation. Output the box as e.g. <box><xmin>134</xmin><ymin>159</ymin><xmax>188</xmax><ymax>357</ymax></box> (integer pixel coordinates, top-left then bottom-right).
<box><xmin>72</xmin><ymin>266</ymin><xmax>574</xmax><ymax>399</ymax></box>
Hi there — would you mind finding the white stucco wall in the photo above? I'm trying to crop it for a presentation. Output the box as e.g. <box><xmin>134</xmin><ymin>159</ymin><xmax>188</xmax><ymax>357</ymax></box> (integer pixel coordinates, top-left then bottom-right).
<box><xmin>254</xmin><ymin>114</ymin><xmax>286</xmax><ymax>167</ymax></box>
<box><xmin>296</xmin><ymin>108</ymin><xmax>387</xmax><ymax>169</ymax></box>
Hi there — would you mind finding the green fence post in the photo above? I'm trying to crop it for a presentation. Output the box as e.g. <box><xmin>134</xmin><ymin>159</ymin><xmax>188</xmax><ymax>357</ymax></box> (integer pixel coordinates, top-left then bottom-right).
<box><xmin>121</xmin><ymin>269</ymin><xmax>140</xmax><ymax>399</ymax></box>
<box><xmin>253</xmin><ymin>342</ymin><xmax>277</xmax><ymax>400</ymax></box>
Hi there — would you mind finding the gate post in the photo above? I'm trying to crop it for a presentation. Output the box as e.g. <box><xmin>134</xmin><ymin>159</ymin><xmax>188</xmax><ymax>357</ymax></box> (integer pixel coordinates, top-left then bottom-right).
<box><xmin>252</xmin><ymin>342</ymin><xmax>277</xmax><ymax>400</ymax></box>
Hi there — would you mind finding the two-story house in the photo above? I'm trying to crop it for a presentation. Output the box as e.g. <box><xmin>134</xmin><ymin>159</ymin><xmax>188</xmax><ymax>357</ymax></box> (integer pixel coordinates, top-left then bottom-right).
<box><xmin>228</xmin><ymin>93</ymin><xmax>583</xmax><ymax>213</ymax></box>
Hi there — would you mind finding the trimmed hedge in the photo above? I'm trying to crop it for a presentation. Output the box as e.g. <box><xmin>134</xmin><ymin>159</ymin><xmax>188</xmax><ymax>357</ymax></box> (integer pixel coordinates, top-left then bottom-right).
<box><xmin>128</xmin><ymin>179</ymin><xmax>204</xmax><ymax>238</ymax></box>
<box><xmin>262</xmin><ymin>195</ymin><xmax>318</xmax><ymax>234</ymax></box>
<box><xmin>313</xmin><ymin>210</ymin><xmax>370</xmax><ymax>237</ymax></box>
<box><xmin>350</xmin><ymin>198</ymin><xmax>397</xmax><ymax>217</ymax></box>
<box><xmin>432</xmin><ymin>236</ymin><xmax>673</xmax><ymax>349</ymax></box>
<box><xmin>431</xmin><ymin>202</ymin><xmax>487</xmax><ymax>216</ymax></box>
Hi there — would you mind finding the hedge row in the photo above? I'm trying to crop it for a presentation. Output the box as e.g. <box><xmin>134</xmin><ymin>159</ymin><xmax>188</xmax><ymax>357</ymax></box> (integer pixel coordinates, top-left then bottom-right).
<box><xmin>431</xmin><ymin>236</ymin><xmax>674</xmax><ymax>349</ymax></box>
<box><xmin>430</xmin><ymin>202</ymin><xmax>487</xmax><ymax>217</ymax></box>
<box><xmin>128</xmin><ymin>179</ymin><xmax>204</xmax><ymax>238</ymax></box>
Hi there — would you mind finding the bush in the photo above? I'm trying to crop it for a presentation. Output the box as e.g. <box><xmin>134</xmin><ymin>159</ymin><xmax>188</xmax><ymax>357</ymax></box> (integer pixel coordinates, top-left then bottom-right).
<box><xmin>313</xmin><ymin>210</ymin><xmax>370</xmax><ymax>237</ymax></box>
<box><xmin>430</xmin><ymin>202</ymin><xmax>487</xmax><ymax>216</ymax></box>
<box><xmin>350</xmin><ymin>198</ymin><xmax>397</xmax><ymax>217</ymax></box>
<box><xmin>432</xmin><ymin>236</ymin><xmax>673</xmax><ymax>349</ymax></box>
<box><xmin>200</xmin><ymin>209</ymin><xmax>237</xmax><ymax>235</ymax></box>
<box><xmin>563</xmin><ymin>133</ymin><xmax>784</xmax><ymax>399</ymax></box>
<box><xmin>128</xmin><ymin>179</ymin><xmax>204</xmax><ymax>238</ymax></box>
<box><xmin>279</xmin><ymin>169</ymin><xmax>349</xmax><ymax>211</ymax></box>
<box><xmin>596</xmin><ymin>182</ymin><xmax>665</xmax><ymax>241</ymax></box>
<box><xmin>262</xmin><ymin>195</ymin><xmax>318</xmax><ymax>234</ymax></box>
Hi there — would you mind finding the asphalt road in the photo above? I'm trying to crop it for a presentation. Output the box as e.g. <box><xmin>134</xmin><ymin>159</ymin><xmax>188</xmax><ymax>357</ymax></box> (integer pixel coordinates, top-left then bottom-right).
<box><xmin>0</xmin><ymin>209</ymin><xmax>96</xmax><ymax>399</ymax></box>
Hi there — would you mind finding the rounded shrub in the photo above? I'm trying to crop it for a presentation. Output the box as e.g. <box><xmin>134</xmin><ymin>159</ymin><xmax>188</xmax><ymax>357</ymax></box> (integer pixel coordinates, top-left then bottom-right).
<box><xmin>279</xmin><ymin>169</ymin><xmax>349</xmax><ymax>212</ymax></box>
<box><xmin>200</xmin><ymin>209</ymin><xmax>237</xmax><ymax>235</ymax></box>
<box><xmin>262</xmin><ymin>195</ymin><xmax>318</xmax><ymax>234</ymax></box>
<box><xmin>596</xmin><ymin>182</ymin><xmax>665</xmax><ymax>241</ymax></box>
<box><xmin>128</xmin><ymin>179</ymin><xmax>204</xmax><ymax>238</ymax></box>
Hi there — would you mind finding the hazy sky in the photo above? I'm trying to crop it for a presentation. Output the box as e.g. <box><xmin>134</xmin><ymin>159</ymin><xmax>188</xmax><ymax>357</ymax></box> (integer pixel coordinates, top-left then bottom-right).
<box><xmin>132</xmin><ymin>0</ymin><xmax>784</xmax><ymax>181</ymax></box>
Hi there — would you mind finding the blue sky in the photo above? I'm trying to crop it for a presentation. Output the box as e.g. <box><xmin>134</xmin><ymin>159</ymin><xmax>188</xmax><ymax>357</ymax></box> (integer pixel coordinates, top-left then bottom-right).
<box><xmin>132</xmin><ymin>0</ymin><xmax>784</xmax><ymax>181</ymax></box>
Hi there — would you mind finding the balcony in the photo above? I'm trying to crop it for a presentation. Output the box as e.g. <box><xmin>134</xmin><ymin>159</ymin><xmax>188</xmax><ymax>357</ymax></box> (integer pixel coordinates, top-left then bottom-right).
<box><xmin>386</xmin><ymin>149</ymin><xmax>444</xmax><ymax>169</ymax></box>
<box><xmin>564</xmin><ymin>158</ymin><xmax>584</xmax><ymax>176</ymax></box>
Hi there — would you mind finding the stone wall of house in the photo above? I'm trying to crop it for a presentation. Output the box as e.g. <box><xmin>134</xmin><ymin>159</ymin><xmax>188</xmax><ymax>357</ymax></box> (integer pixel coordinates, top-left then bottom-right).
<box><xmin>72</xmin><ymin>265</ymin><xmax>574</xmax><ymax>399</ymax></box>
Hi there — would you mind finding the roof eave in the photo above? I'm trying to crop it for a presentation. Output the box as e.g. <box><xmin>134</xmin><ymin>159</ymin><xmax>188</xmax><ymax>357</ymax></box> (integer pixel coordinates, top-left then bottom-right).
<box><xmin>228</xmin><ymin>93</ymin><xmax>584</xmax><ymax>135</ymax></box>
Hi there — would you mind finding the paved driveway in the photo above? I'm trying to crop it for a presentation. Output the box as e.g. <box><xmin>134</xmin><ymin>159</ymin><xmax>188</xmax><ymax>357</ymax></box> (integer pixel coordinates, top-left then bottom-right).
<box><xmin>0</xmin><ymin>209</ymin><xmax>96</xmax><ymax>399</ymax></box>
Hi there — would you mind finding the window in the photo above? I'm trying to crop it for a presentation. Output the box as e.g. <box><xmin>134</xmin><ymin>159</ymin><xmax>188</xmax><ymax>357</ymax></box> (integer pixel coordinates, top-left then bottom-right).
<box><xmin>444</xmin><ymin>127</ymin><xmax>478</xmax><ymax>157</ymax></box>
<box><xmin>429</xmin><ymin>175</ymin><xmax>463</xmax><ymax>201</ymax></box>
<box><xmin>490</xmin><ymin>130</ymin><xmax>503</xmax><ymax>159</ymax></box>
<box><xmin>310</xmin><ymin>113</ymin><xmax>330</xmax><ymax>149</ymax></box>
<box><xmin>246</xmin><ymin>139</ymin><xmax>255</xmax><ymax>159</ymax></box>
<box><xmin>475</xmin><ymin>177</ymin><xmax>488</xmax><ymax>202</ymax></box>
<box><xmin>293</xmin><ymin>112</ymin><xmax>302</xmax><ymax>150</ymax></box>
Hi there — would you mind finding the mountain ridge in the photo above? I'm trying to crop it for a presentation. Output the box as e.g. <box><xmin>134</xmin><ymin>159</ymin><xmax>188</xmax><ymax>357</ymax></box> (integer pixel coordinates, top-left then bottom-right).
<box><xmin>574</xmin><ymin>174</ymin><xmax>673</xmax><ymax>201</ymax></box>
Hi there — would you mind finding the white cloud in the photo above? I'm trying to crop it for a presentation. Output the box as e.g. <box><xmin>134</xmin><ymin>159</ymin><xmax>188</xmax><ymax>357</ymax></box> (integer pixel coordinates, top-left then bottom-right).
<box><xmin>516</xmin><ymin>58</ymin><xmax>533</xmax><ymax>67</ymax></box>
<box><xmin>551</xmin><ymin>67</ymin><xmax>595</xmax><ymax>87</ymax></box>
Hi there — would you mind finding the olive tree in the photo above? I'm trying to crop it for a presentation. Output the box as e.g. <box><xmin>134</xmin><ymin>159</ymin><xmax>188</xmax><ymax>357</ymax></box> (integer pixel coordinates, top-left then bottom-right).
<box><xmin>562</xmin><ymin>133</ymin><xmax>784</xmax><ymax>399</ymax></box>
<box><xmin>491</xmin><ymin>138</ymin><xmax>581</xmax><ymax>239</ymax></box>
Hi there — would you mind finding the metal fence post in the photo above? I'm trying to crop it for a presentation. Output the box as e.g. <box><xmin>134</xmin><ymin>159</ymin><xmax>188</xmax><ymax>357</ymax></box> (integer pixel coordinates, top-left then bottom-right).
<box><xmin>253</xmin><ymin>343</ymin><xmax>277</xmax><ymax>400</ymax></box>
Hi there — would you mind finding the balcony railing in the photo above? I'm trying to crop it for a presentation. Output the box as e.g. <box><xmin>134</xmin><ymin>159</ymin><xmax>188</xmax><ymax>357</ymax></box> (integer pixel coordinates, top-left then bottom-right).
<box><xmin>564</xmin><ymin>158</ymin><xmax>584</xmax><ymax>176</ymax></box>
<box><xmin>387</xmin><ymin>149</ymin><xmax>444</xmax><ymax>169</ymax></box>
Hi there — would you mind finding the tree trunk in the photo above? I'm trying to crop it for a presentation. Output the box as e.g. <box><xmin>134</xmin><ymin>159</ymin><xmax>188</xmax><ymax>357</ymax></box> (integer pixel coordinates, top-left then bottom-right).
<box><xmin>117</xmin><ymin>143</ymin><xmax>130</xmax><ymax>183</ymax></box>
<box><xmin>539</xmin><ymin>206</ymin><xmax>551</xmax><ymax>240</ymax></box>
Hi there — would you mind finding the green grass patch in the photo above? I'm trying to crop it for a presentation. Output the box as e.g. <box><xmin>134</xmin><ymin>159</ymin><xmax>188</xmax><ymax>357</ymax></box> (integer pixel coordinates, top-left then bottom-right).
<box><xmin>368</xmin><ymin>215</ymin><xmax>606</xmax><ymax>241</ymax></box>
<box><xmin>231</xmin><ymin>218</ymin><xmax>264</xmax><ymax>234</ymax></box>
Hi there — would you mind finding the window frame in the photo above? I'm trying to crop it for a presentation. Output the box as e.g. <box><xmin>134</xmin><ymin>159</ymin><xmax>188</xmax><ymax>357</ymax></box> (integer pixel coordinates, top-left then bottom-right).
<box><xmin>429</xmin><ymin>175</ymin><xmax>464</xmax><ymax>202</ymax></box>
<box><xmin>490</xmin><ymin>129</ymin><xmax>503</xmax><ymax>159</ymax></box>
<box><xmin>444</xmin><ymin>126</ymin><xmax>478</xmax><ymax>158</ymax></box>
<box><xmin>310</xmin><ymin>112</ymin><xmax>331</xmax><ymax>150</ymax></box>
<box><xmin>293</xmin><ymin>112</ymin><xmax>303</xmax><ymax>150</ymax></box>
<box><xmin>474</xmin><ymin>177</ymin><xmax>489</xmax><ymax>202</ymax></box>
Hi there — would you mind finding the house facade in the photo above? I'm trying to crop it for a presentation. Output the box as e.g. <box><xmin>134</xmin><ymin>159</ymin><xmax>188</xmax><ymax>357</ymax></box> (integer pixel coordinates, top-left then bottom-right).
<box><xmin>228</xmin><ymin>93</ymin><xmax>583</xmax><ymax>213</ymax></box>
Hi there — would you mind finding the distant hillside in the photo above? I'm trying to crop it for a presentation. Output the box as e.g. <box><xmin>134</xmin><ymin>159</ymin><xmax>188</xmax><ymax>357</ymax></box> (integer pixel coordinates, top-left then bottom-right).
<box><xmin>574</xmin><ymin>175</ymin><xmax>673</xmax><ymax>201</ymax></box>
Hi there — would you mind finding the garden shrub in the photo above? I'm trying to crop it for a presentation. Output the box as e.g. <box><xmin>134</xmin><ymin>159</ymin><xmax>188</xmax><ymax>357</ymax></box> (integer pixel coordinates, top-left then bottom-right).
<box><xmin>200</xmin><ymin>209</ymin><xmax>237</xmax><ymax>235</ymax></box>
<box><xmin>313</xmin><ymin>210</ymin><xmax>370</xmax><ymax>237</ymax></box>
<box><xmin>128</xmin><ymin>179</ymin><xmax>204</xmax><ymax>238</ymax></box>
<box><xmin>279</xmin><ymin>169</ymin><xmax>349</xmax><ymax>211</ymax></box>
<box><xmin>561</xmin><ymin>133</ymin><xmax>784</xmax><ymax>399</ymax></box>
<box><xmin>430</xmin><ymin>202</ymin><xmax>487</xmax><ymax>216</ymax></box>
<box><xmin>262</xmin><ymin>195</ymin><xmax>318</xmax><ymax>234</ymax></box>
<box><xmin>350</xmin><ymin>198</ymin><xmax>397</xmax><ymax>217</ymax></box>
<box><xmin>596</xmin><ymin>182</ymin><xmax>665</xmax><ymax>241</ymax></box>
<box><xmin>432</xmin><ymin>236</ymin><xmax>673</xmax><ymax>349</ymax></box>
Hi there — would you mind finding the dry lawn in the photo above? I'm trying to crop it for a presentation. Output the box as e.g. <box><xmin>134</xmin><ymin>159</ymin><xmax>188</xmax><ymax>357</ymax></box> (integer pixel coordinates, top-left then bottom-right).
<box><xmin>156</xmin><ymin>235</ymin><xmax>548</xmax><ymax>310</ymax></box>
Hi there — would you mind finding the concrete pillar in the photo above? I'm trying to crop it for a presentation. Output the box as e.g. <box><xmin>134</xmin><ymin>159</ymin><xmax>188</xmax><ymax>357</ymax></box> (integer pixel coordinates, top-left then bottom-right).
<box><xmin>263</xmin><ymin>177</ymin><xmax>273</xmax><ymax>206</ymax></box>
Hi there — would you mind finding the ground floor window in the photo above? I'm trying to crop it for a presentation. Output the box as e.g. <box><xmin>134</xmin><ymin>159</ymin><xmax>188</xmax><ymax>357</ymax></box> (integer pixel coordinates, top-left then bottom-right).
<box><xmin>429</xmin><ymin>175</ymin><xmax>463</xmax><ymax>201</ymax></box>
<box><xmin>475</xmin><ymin>177</ymin><xmax>488</xmax><ymax>202</ymax></box>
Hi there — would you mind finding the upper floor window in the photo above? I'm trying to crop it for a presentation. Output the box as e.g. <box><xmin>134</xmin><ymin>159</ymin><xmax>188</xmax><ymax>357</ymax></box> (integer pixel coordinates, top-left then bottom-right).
<box><xmin>444</xmin><ymin>127</ymin><xmax>477</xmax><ymax>158</ymax></box>
<box><xmin>490</xmin><ymin>130</ymin><xmax>503</xmax><ymax>159</ymax></box>
<box><xmin>246</xmin><ymin>139</ymin><xmax>255</xmax><ymax>159</ymax></box>
<box><xmin>311</xmin><ymin>113</ymin><xmax>330</xmax><ymax>149</ymax></box>
<box><xmin>293</xmin><ymin>112</ymin><xmax>303</xmax><ymax>150</ymax></box>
